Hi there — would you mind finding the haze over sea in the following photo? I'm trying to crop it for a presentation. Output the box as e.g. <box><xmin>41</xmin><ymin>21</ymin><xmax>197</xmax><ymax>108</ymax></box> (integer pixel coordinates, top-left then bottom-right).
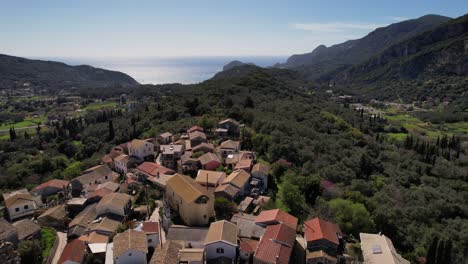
<box><xmin>40</xmin><ymin>56</ymin><xmax>286</xmax><ymax>85</ymax></box>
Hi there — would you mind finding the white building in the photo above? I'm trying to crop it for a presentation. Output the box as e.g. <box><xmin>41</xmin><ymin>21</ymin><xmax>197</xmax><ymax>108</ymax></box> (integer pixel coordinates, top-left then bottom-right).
<box><xmin>113</xmin><ymin>229</ymin><xmax>148</xmax><ymax>264</ymax></box>
<box><xmin>204</xmin><ymin>220</ymin><xmax>238</xmax><ymax>262</ymax></box>
<box><xmin>96</xmin><ymin>193</ymin><xmax>132</xmax><ymax>217</ymax></box>
<box><xmin>114</xmin><ymin>154</ymin><xmax>130</xmax><ymax>174</ymax></box>
<box><xmin>128</xmin><ymin>139</ymin><xmax>154</xmax><ymax>160</ymax></box>
<box><xmin>2</xmin><ymin>189</ymin><xmax>38</xmax><ymax>221</ymax></box>
<box><xmin>360</xmin><ymin>233</ymin><xmax>410</xmax><ymax>264</ymax></box>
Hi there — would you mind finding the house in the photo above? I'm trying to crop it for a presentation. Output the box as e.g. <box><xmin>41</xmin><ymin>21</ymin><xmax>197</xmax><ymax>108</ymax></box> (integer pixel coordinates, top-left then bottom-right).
<box><xmin>134</xmin><ymin>222</ymin><xmax>160</xmax><ymax>248</ymax></box>
<box><xmin>102</xmin><ymin>146</ymin><xmax>124</xmax><ymax>168</ymax></box>
<box><xmin>214</xmin><ymin>184</ymin><xmax>240</xmax><ymax>201</ymax></box>
<box><xmin>78</xmin><ymin>230</ymin><xmax>109</xmax><ymax>244</ymax></box>
<box><xmin>188</xmin><ymin>126</ymin><xmax>204</xmax><ymax>134</ymax></box>
<box><xmin>359</xmin><ymin>233</ymin><xmax>410</xmax><ymax>264</ymax></box>
<box><xmin>88</xmin><ymin>215</ymin><xmax>123</xmax><ymax>235</ymax></box>
<box><xmin>12</xmin><ymin>219</ymin><xmax>41</xmax><ymax>240</ymax></box>
<box><xmin>231</xmin><ymin>213</ymin><xmax>265</xmax><ymax>240</ymax></box>
<box><xmin>179</xmin><ymin>248</ymin><xmax>205</xmax><ymax>264</ymax></box>
<box><xmin>223</xmin><ymin>169</ymin><xmax>251</xmax><ymax>197</ymax></box>
<box><xmin>67</xmin><ymin>197</ymin><xmax>88</xmax><ymax>215</ymax></box>
<box><xmin>31</xmin><ymin>179</ymin><xmax>69</xmax><ymax>200</ymax></box>
<box><xmin>58</xmin><ymin>239</ymin><xmax>87</xmax><ymax>264</ymax></box>
<box><xmin>219</xmin><ymin>140</ymin><xmax>240</xmax><ymax>158</ymax></box>
<box><xmin>166</xmin><ymin>225</ymin><xmax>209</xmax><ymax>248</ymax></box>
<box><xmin>255</xmin><ymin>209</ymin><xmax>298</xmax><ymax>229</ymax></box>
<box><xmin>204</xmin><ymin>220</ymin><xmax>238</xmax><ymax>262</ymax></box>
<box><xmin>192</xmin><ymin>142</ymin><xmax>215</xmax><ymax>154</ymax></box>
<box><xmin>113</xmin><ymin>229</ymin><xmax>148</xmax><ymax>264</ymax></box>
<box><xmin>165</xmin><ymin>174</ymin><xmax>215</xmax><ymax>226</ymax></box>
<box><xmin>225</xmin><ymin>151</ymin><xmax>255</xmax><ymax>170</ymax></box>
<box><xmin>37</xmin><ymin>204</ymin><xmax>71</xmax><ymax>228</ymax></box>
<box><xmin>251</xmin><ymin>163</ymin><xmax>269</xmax><ymax>193</ymax></box>
<box><xmin>199</xmin><ymin>153</ymin><xmax>222</xmax><ymax>171</ymax></box>
<box><xmin>71</xmin><ymin>165</ymin><xmax>118</xmax><ymax>197</ymax></box>
<box><xmin>114</xmin><ymin>154</ymin><xmax>130</xmax><ymax>175</ymax></box>
<box><xmin>86</xmin><ymin>188</ymin><xmax>114</xmax><ymax>204</ymax></box>
<box><xmin>306</xmin><ymin>251</ymin><xmax>337</xmax><ymax>264</ymax></box>
<box><xmin>68</xmin><ymin>204</ymin><xmax>98</xmax><ymax>239</ymax></box>
<box><xmin>160</xmin><ymin>144</ymin><xmax>185</xmax><ymax>169</ymax></box>
<box><xmin>179</xmin><ymin>152</ymin><xmax>200</xmax><ymax>173</ymax></box>
<box><xmin>217</xmin><ymin>118</ymin><xmax>240</xmax><ymax>137</ymax></box>
<box><xmin>239</xmin><ymin>196</ymin><xmax>254</xmax><ymax>213</ymax></box>
<box><xmin>158</xmin><ymin>132</ymin><xmax>173</xmax><ymax>144</ymax></box>
<box><xmin>234</xmin><ymin>159</ymin><xmax>253</xmax><ymax>172</ymax></box>
<box><xmin>96</xmin><ymin>193</ymin><xmax>132</xmax><ymax>218</ymax></box>
<box><xmin>303</xmin><ymin>217</ymin><xmax>341</xmax><ymax>259</ymax></box>
<box><xmin>128</xmin><ymin>139</ymin><xmax>155</xmax><ymax>161</ymax></box>
<box><xmin>195</xmin><ymin>170</ymin><xmax>226</xmax><ymax>188</ymax></box>
<box><xmin>253</xmin><ymin>223</ymin><xmax>296</xmax><ymax>264</ymax></box>
<box><xmin>239</xmin><ymin>238</ymin><xmax>259</xmax><ymax>263</ymax></box>
<box><xmin>0</xmin><ymin>218</ymin><xmax>19</xmax><ymax>245</ymax></box>
<box><xmin>2</xmin><ymin>189</ymin><xmax>38</xmax><ymax>221</ymax></box>
<box><xmin>135</xmin><ymin>162</ymin><xmax>176</xmax><ymax>189</ymax></box>
<box><xmin>150</xmin><ymin>240</ymin><xmax>183</xmax><ymax>264</ymax></box>
<box><xmin>252</xmin><ymin>196</ymin><xmax>271</xmax><ymax>215</ymax></box>
<box><xmin>189</xmin><ymin>131</ymin><xmax>207</xmax><ymax>147</ymax></box>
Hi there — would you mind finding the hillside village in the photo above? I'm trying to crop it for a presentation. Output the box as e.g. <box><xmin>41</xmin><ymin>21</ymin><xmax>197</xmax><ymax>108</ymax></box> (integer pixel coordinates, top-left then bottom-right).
<box><xmin>0</xmin><ymin>117</ymin><xmax>411</xmax><ymax>264</ymax></box>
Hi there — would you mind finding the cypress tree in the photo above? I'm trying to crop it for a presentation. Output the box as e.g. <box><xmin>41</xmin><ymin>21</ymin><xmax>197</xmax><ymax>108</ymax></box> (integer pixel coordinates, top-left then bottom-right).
<box><xmin>426</xmin><ymin>236</ymin><xmax>439</xmax><ymax>264</ymax></box>
<box><xmin>108</xmin><ymin>120</ymin><xmax>115</xmax><ymax>140</ymax></box>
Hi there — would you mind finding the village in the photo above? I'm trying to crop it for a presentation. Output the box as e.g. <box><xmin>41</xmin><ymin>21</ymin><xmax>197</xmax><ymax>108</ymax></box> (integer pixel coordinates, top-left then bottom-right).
<box><xmin>0</xmin><ymin>117</ymin><xmax>410</xmax><ymax>264</ymax></box>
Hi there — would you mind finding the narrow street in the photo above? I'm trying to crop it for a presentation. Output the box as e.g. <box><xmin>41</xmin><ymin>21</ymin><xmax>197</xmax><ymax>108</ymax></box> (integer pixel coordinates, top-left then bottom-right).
<box><xmin>149</xmin><ymin>201</ymin><xmax>166</xmax><ymax>245</ymax></box>
<box><xmin>51</xmin><ymin>231</ymin><xmax>67</xmax><ymax>264</ymax></box>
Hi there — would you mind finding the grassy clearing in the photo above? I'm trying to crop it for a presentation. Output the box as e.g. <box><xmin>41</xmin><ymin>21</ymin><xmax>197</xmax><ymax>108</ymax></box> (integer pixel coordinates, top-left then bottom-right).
<box><xmin>387</xmin><ymin>133</ymin><xmax>407</xmax><ymax>141</ymax></box>
<box><xmin>0</xmin><ymin>115</ymin><xmax>46</xmax><ymax>130</ymax></box>
<box><xmin>83</xmin><ymin>101</ymin><xmax>118</xmax><ymax>110</ymax></box>
<box><xmin>40</xmin><ymin>227</ymin><xmax>56</xmax><ymax>262</ymax></box>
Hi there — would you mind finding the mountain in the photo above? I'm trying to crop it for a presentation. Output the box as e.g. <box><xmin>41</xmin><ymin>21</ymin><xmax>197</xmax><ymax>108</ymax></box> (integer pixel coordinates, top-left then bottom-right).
<box><xmin>0</xmin><ymin>54</ymin><xmax>138</xmax><ymax>91</ymax></box>
<box><xmin>277</xmin><ymin>15</ymin><xmax>452</xmax><ymax>80</ymax></box>
<box><xmin>335</xmin><ymin>14</ymin><xmax>468</xmax><ymax>101</ymax></box>
<box><xmin>222</xmin><ymin>60</ymin><xmax>255</xmax><ymax>71</ymax></box>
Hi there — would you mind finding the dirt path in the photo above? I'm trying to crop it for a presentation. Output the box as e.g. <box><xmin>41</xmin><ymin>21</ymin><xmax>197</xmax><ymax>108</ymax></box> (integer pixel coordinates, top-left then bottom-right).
<box><xmin>51</xmin><ymin>231</ymin><xmax>67</xmax><ymax>264</ymax></box>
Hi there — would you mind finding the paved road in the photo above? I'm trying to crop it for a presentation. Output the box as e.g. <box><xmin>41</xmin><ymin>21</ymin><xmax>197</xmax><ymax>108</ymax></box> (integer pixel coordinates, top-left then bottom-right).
<box><xmin>149</xmin><ymin>201</ymin><xmax>166</xmax><ymax>245</ymax></box>
<box><xmin>51</xmin><ymin>232</ymin><xmax>67</xmax><ymax>264</ymax></box>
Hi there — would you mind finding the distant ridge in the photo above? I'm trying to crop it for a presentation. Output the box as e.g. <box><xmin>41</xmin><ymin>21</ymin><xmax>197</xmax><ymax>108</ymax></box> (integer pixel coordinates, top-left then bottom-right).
<box><xmin>0</xmin><ymin>54</ymin><xmax>138</xmax><ymax>91</ymax></box>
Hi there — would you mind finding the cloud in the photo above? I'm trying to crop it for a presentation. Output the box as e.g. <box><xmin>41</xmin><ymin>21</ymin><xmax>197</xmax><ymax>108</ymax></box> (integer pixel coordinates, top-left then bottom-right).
<box><xmin>387</xmin><ymin>16</ymin><xmax>409</xmax><ymax>21</ymax></box>
<box><xmin>291</xmin><ymin>22</ymin><xmax>386</xmax><ymax>33</ymax></box>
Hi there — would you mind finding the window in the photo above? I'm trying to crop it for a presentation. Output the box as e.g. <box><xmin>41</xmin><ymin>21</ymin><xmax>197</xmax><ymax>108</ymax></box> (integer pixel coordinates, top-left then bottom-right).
<box><xmin>105</xmin><ymin>176</ymin><xmax>108</xmax><ymax>179</ymax></box>
<box><xmin>203</xmin><ymin>214</ymin><xmax>207</xmax><ymax>219</ymax></box>
<box><xmin>148</xmin><ymin>239</ymin><xmax>152</xmax><ymax>243</ymax></box>
<box><xmin>24</xmin><ymin>205</ymin><xmax>29</xmax><ymax>210</ymax></box>
<box><xmin>15</xmin><ymin>208</ymin><xmax>20</xmax><ymax>212</ymax></box>
<box><xmin>216</xmin><ymin>248</ymin><xmax>224</xmax><ymax>254</ymax></box>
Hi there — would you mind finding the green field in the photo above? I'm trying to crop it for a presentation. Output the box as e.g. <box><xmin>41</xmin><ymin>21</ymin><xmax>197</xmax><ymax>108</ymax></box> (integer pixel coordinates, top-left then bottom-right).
<box><xmin>83</xmin><ymin>101</ymin><xmax>118</xmax><ymax>110</ymax></box>
<box><xmin>0</xmin><ymin>115</ymin><xmax>46</xmax><ymax>130</ymax></box>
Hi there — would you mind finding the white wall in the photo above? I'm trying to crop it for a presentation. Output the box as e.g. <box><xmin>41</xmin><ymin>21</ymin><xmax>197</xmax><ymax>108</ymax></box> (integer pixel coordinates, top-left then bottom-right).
<box><xmin>114</xmin><ymin>250</ymin><xmax>147</xmax><ymax>264</ymax></box>
<box><xmin>205</xmin><ymin>241</ymin><xmax>237</xmax><ymax>261</ymax></box>
<box><xmin>146</xmin><ymin>233</ymin><xmax>159</xmax><ymax>248</ymax></box>
<box><xmin>8</xmin><ymin>200</ymin><xmax>37</xmax><ymax>220</ymax></box>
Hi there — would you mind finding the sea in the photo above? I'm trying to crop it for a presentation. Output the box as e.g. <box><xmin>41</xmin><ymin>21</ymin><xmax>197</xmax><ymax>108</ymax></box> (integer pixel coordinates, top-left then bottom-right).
<box><xmin>49</xmin><ymin>56</ymin><xmax>287</xmax><ymax>85</ymax></box>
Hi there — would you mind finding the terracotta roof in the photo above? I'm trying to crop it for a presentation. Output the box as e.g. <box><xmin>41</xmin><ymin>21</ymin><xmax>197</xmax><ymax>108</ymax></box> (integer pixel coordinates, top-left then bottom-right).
<box><xmin>128</xmin><ymin>139</ymin><xmax>149</xmax><ymax>149</ymax></box>
<box><xmin>150</xmin><ymin>240</ymin><xmax>183</xmax><ymax>264</ymax></box>
<box><xmin>12</xmin><ymin>219</ymin><xmax>40</xmax><ymax>240</ymax></box>
<box><xmin>136</xmin><ymin>162</ymin><xmax>174</xmax><ymax>176</ymax></box>
<box><xmin>220</xmin><ymin>139</ymin><xmax>240</xmax><ymax>150</ymax></box>
<box><xmin>307</xmin><ymin>250</ymin><xmax>337</xmax><ymax>262</ymax></box>
<box><xmin>88</xmin><ymin>188</ymin><xmax>114</xmax><ymax>200</ymax></box>
<box><xmin>38</xmin><ymin>204</ymin><xmax>68</xmax><ymax>221</ymax></box>
<box><xmin>214</xmin><ymin>184</ymin><xmax>240</xmax><ymax>199</ymax></box>
<box><xmin>196</xmin><ymin>170</ymin><xmax>226</xmax><ymax>186</ymax></box>
<box><xmin>166</xmin><ymin>174</ymin><xmax>209</xmax><ymax>204</ymax></box>
<box><xmin>234</xmin><ymin>159</ymin><xmax>253</xmax><ymax>170</ymax></box>
<box><xmin>75</xmin><ymin>165</ymin><xmax>116</xmax><ymax>186</ymax></box>
<box><xmin>58</xmin><ymin>239</ymin><xmax>87</xmax><ymax>264</ymax></box>
<box><xmin>303</xmin><ymin>217</ymin><xmax>340</xmax><ymax>245</ymax></box>
<box><xmin>89</xmin><ymin>216</ymin><xmax>122</xmax><ymax>233</ymax></box>
<box><xmin>96</xmin><ymin>193</ymin><xmax>131</xmax><ymax>209</ymax></box>
<box><xmin>239</xmin><ymin>238</ymin><xmax>258</xmax><ymax>253</ymax></box>
<box><xmin>205</xmin><ymin>220</ymin><xmax>237</xmax><ymax>246</ymax></box>
<box><xmin>69</xmin><ymin>204</ymin><xmax>97</xmax><ymax>228</ymax></box>
<box><xmin>219</xmin><ymin>118</ymin><xmax>239</xmax><ymax>126</ymax></box>
<box><xmin>142</xmin><ymin>222</ymin><xmax>159</xmax><ymax>234</ymax></box>
<box><xmin>223</xmin><ymin>170</ymin><xmax>251</xmax><ymax>189</ymax></box>
<box><xmin>254</xmin><ymin>223</ymin><xmax>296</xmax><ymax>264</ymax></box>
<box><xmin>231</xmin><ymin>213</ymin><xmax>266</xmax><ymax>239</ymax></box>
<box><xmin>113</xmin><ymin>229</ymin><xmax>148</xmax><ymax>258</ymax></box>
<box><xmin>252</xmin><ymin>163</ymin><xmax>270</xmax><ymax>175</ymax></box>
<box><xmin>179</xmin><ymin>248</ymin><xmax>204</xmax><ymax>263</ymax></box>
<box><xmin>78</xmin><ymin>231</ymin><xmax>109</xmax><ymax>244</ymax></box>
<box><xmin>32</xmin><ymin>179</ymin><xmax>69</xmax><ymax>192</ymax></box>
<box><xmin>96</xmin><ymin>181</ymin><xmax>120</xmax><ymax>192</ymax></box>
<box><xmin>192</xmin><ymin>142</ymin><xmax>215</xmax><ymax>152</ymax></box>
<box><xmin>189</xmin><ymin>131</ymin><xmax>207</xmax><ymax>140</ymax></box>
<box><xmin>255</xmin><ymin>209</ymin><xmax>298</xmax><ymax>229</ymax></box>
<box><xmin>199</xmin><ymin>153</ymin><xmax>221</xmax><ymax>165</ymax></box>
<box><xmin>0</xmin><ymin>218</ymin><xmax>17</xmax><ymax>242</ymax></box>
<box><xmin>180</xmin><ymin>151</ymin><xmax>198</xmax><ymax>164</ymax></box>
<box><xmin>187</xmin><ymin>126</ymin><xmax>204</xmax><ymax>133</ymax></box>
<box><xmin>2</xmin><ymin>189</ymin><xmax>35</xmax><ymax>208</ymax></box>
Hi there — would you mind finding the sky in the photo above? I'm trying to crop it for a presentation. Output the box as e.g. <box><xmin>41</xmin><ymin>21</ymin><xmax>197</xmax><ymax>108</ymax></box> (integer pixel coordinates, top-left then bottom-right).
<box><xmin>1</xmin><ymin>0</ymin><xmax>466</xmax><ymax>58</ymax></box>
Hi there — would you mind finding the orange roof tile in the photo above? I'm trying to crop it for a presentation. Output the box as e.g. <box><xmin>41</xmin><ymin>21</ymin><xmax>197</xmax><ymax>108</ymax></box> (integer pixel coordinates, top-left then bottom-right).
<box><xmin>255</xmin><ymin>209</ymin><xmax>298</xmax><ymax>229</ymax></box>
<box><xmin>303</xmin><ymin>217</ymin><xmax>340</xmax><ymax>245</ymax></box>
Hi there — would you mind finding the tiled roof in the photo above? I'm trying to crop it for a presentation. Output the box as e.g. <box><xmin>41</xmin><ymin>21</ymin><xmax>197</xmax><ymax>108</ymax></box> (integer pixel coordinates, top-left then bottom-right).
<box><xmin>160</xmin><ymin>144</ymin><xmax>184</xmax><ymax>155</ymax></box>
<box><xmin>2</xmin><ymin>189</ymin><xmax>34</xmax><ymax>208</ymax></box>
<box><xmin>214</xmin><ymin>184</ymin><xmax>240</xmax><ymax>199</ymax></box>
<box><xmin>196</xmin><ymin>170</ymin><xmax>226</xmax><ymax>186</ymax></box>
<box><xmin>252</xmin><ymin>163</ymin><xmax>270</xmax><ymax>175</ymax></box>
<box><xmin>254</xmin><ymin>223</ymin><xmax>296</xmax><ymax>264</ymax></box>
<box><xmin>0</xmin><ymin>218</ymin><xmax>17</xmax><ymax>242</ymax></box>
<box><xmin>74</xmin><ymin>165</ymin><xmax>116</xmax><ymax>186</ymax></box>
<box><xmin>113</xmin><ymin>229</ymin><xmax>148</xmax><ymax>258</ymax></box>
<box><xmin>166</xmin><ymin>174</ymin><xmax>209</xmax><ymax>204</ymax></box>
<box><xmin>189</xmin><ymin>131</ymin><xmax>206</xmax><ymax>140</ymax></box>
<box><xmin>166</xmin><ymin>225</ymin><xmax>208</xmax><ymax>242</ymax></box>
<box><xmin>307</xmin><ymin>250</ymin><xmax>337</xmax><ymax>262</ymax></box>
<box><xmin>150</xmin><ymin>240</ymin><xmax>183</xmax><ymax>264</ymax></box>
<box><xmin>199</xmin><ymin>152</ymin><xmax>221</xmax><ymax>165</ymax></box>
<box><xmin>69</xmin><ymin>204</ymin><xmax>97</xmax><ymax>228</ymax></box>
<box><xmin>12</xmin><ymin>219</ymin><xmax>40</xmax><ymax>240</ymax></box>
<box><xmin>96</xmin><ymin>181</ymin><xmax>120</xmax><ymax>192</ymax></box>
<box><xmin>303</xmin><ymin>217</ymin><xmax>340</xmax><ymax>244</ymax></box>
<box><xmin>187</xmin><ymin>126</ymin><xmax>204</xmax><ymax>133</ymax></box>
<box><xmin>114</xmin><ymin>154</ymin><xmax>130</xmax><ymax>163</ymax></box>
<box><xmin>58</xmin><ymin>239</ymin><xmax>87</xmax><ymax>264</ymax></box>
<box><xmin>96</xmin><ymin>193</ymin><xmax>131</xmax><ymax>209</ymax></box>
<box><xmin>234</xmin><ymin>159</ymin><xmax>253</xmax><ymax>170</ymax></box>
<box><xmin>160</xmin><ymin>132</ymin><xmax>173</xmax><ymax>138</ymax></box>
<box><xmin>136</xmin><ymin>162</ymin><xmax>174</xmax><ymax>176</ymax></box>
<box><xmin>78</xmin><ymin>231</ymin><xmax>109</xmax><ymax>244</ymax></box>
<box><xmin>179</xmin><ymin>248</ymin><xmax>205</xmax><ymax>263</ymax></box>
<box><xmin>128</xmin><ymin>139</ymin><xmax>149</xmax><ymax>149</ymax></box>
<box><xmin>219</xmin><ymin>118</ymin><xmax>239</xmax><ymax>126</ymax></box>
<box><xmin>204</xmin><ymin>220</ymin><xmax>237</xmax><ymax>246</ymax></box>
<box><xmin>239</xmin><ymin>238</ymin><xmax>258</xmax><ymax>253</ymax></box>
<box><xmin>192</xmin><ymin>142</ymin><xmax>215</xmax><ymax>152</ymax></box>
<box><xmin>220</xmin><ymin>140</ymin><xmax>240</xmax><ymax>150</ymax></box>
<box><xmin>223</xmin><ymin>170</ymin><xmax>251</xmax><ymax>189</ymax></box>
<box><xmin>87</xmin><ymin>188</ymin><xmax>114</xmax><ymax>199</ymax></box>
<box><xmin>38</xmin><ymin>204</ymin><xmax>68</xmax><ymax>220</ymax></box>
<box><xmin>32</xmin><ymin>179</ymin><xmax>69</xmax><ymax>192</ymax></box>
<box><xmin>231</xmin><ymin>213</ymin><xmax>266</xmax><ymax>239</ymax></box>
<box><xmin>142</xmin><ymin>222</ymin><xmax>159</xmax><ymax>234</ymax></box>
<box><xmin>255</xmin><ymin>209</ymin><xmax>298</xmax><ymax>229</ymax></box>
